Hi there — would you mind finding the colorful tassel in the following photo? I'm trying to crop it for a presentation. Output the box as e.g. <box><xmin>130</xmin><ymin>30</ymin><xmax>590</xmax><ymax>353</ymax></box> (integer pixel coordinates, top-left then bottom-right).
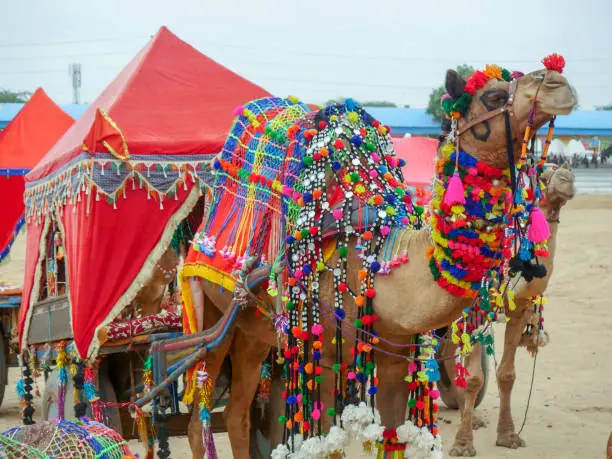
<box><xmin>527</xmin><ymin>207</ymin><xmax>550</xmax><ymax>243</ymax></box>
<box><xmin>56</xmin><ymin>343</ymin><xmax>68</xmax><ymax>420</ymax></box>
<box><xmin>444</xmin><ymin>172</ymin><xmax>466</xmax><ymax>205</ymax></box>
<box><xmin>84</xmin><ymin>365</ymin><xmax>103</xmax><ymax>423</ymax></box>
<box><xmin>197</xmin><ymin>364</ymin><xmax>218</xmax><ymax>459</ymax></box>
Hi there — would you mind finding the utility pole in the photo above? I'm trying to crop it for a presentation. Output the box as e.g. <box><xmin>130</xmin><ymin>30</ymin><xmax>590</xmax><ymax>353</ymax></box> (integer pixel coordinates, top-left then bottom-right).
<box><xmin>68</xmin><ymin>63</ymin><xmax>82</xmax><ymax>104</ymax></box>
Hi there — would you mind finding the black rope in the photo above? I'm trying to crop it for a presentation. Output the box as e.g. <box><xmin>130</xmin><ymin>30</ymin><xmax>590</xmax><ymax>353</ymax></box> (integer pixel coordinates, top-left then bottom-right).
<box><xmin>518</xmin><ymin>306</ymin><xmax>542</xmax><ymax>435</ymax></box>
<box><xmin>22</xmin><ymin>356</ymin><xmax>35</xmax><ymax>425</ymax></box>
<box><xmin>504</xmin><ymin>111</ymin><xmax>517</xmax><ymax>194</ymax></box>
<box><xmin>155</xmin><ymin>394</ymin><xmax>171</xmax><ymax>459</ymax></box>
<box><xmin>73</xmin><ymin>360</ymin><xmax>88</xmax><ymax>418</ymax></box>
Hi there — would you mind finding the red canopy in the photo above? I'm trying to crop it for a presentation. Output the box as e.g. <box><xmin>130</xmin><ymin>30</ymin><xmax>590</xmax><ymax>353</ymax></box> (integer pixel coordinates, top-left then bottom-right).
<box><xmin>392</xmin><ymin>136</ymin><xmax>438</xmax><ymax>187</ymax></box>
<box><xmin>28</xmin><ymin>26</ymin><xmax>269</xmax><ymax>181</ymax></box>
<box><xmin>20</xmin><ymin>26</ymin><xmax>270</xmax><ymax>358</ymax></box>
<box><xmin>0</xmin><ymin>88</ymin><xmax>74</xmax><ymax>263</ymax></box>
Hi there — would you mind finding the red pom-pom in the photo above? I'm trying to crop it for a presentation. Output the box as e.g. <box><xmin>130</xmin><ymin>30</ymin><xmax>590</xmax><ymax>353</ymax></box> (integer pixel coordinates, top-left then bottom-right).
<box><xmin>334</xmin><ymin>139</ymin><xmax>345</xmax><ymax>149</ymax></box>
<box><xmin>318</xmin><ymin>121</ymin><xmax>328</xmax><ymax>130</ymax></box>
<box><xmin>464</xmin><ymin>71</ymin><xmax>489</xmax><ymax>95</ymax></box>
<box><xmin>542</xmin><ymin>53</ymin><xmax>565</xmax><ymax>73</ymax></box>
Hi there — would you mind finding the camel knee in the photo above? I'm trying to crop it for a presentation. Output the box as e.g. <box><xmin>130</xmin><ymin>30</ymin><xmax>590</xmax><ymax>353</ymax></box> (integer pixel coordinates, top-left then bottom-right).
<box><xmin>497</xmin><ymin>369</ymin><xmax>515</xmax><ymax>389</ymax></box>
<box><xmin>466</xmin><ymin>373</ymin><xmax>484</xmax><ymax>394</ymax></box>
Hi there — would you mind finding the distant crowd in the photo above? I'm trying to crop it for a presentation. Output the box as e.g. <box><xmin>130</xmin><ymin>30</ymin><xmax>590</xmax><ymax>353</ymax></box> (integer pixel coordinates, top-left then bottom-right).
<box><xmin>548</xmin><ymin>153</ymin><xmax>609</xmax><ymax>168</ymax></box>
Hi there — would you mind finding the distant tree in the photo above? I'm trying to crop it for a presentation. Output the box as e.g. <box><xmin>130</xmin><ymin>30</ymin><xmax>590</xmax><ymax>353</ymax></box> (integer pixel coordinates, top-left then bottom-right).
<box><xmin>426</xmin><ymin>64</ymin><xmax>475</xmax><ymax>121</ymax></box>
<box><xmin>362</xmin><ymin>100</ymin><xmax>397</xmax><ymax>107</ymax></box>
<box><xmin>596</xmin><ymin>104</ymin><xmax>612</xmax><ymax>111</ymax></box>
<box><xmin>323</xmin><ymin>98</ymin><xmax>399</xmax><ymax>108</ymax></box>
<box><xmin>0</xmin><ymin>89</ymin><xmax>31</xmax><ymax>103</ymax></box>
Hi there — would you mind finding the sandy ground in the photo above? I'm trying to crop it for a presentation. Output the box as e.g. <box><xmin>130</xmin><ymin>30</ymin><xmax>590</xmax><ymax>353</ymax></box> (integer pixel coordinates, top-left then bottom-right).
<box><xmin>1</xmin><ymin>195</ymin><xmax>611</xmax><ymax>458</ymax></box>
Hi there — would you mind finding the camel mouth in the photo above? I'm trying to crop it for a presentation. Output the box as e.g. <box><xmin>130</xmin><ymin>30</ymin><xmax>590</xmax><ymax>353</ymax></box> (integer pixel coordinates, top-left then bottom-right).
<box><xmin>535</xmin><ymin>86</ymin><xmax>578</xmax><ymax>116</ymax></box>
<box><xmin>537</xmin><ymin>102</ymin><xmax>575</xmax><ymax>116</ymax></box>
<box><xmin>561</xmin><ymin>190</ymin><xmax>576</xmax><ymax>201</ymax></box>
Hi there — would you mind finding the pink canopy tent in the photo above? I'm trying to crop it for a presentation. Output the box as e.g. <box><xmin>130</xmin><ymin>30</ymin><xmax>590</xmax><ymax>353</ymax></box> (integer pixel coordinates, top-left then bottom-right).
<box><xmin>391</xmin><ymin>137</ymin><xmax>438</xmax><ymax>188</ymax></box>
<box><xmin>19</xmin><ymin>26</ymin><xmax>270</xmax><ymax>358</ymax></box>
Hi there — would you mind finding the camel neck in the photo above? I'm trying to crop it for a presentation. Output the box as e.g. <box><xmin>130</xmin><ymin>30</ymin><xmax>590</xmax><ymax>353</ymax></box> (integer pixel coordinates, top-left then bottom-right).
<box><xmin>428</xmin><ymin>148</ymin><xmax>512</xmax><ymax>298</ymax></box>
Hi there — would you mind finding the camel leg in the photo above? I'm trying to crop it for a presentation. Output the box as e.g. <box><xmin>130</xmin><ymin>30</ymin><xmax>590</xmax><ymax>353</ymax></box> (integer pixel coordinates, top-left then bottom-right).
<box><xmin>496</xmin><ymin>313</ymin><xmax>528</xmax><ymax>449</ymax></box>
<box><xmin>376</xmin><ymin>353</ymin><xmax>409</xmax><ymax>428</ymax></box>
<box><xmin>449</xmin><ymin>344</ymin><xmax>484</xmax><ymax>457</ymax></box>
<box><xmin>187</xmin><ymin>289</ymin><xmax>233</xmax><ymax>459</ymax></box>
<box><xmin>187</xmin><ymin>333</ymin><xmax>233</xmax><ymax>458</ymax></box>
<box><xmin>224</xmin><ymin>329</ymin><xmax>271</xmax><ymax>459</ymax></box>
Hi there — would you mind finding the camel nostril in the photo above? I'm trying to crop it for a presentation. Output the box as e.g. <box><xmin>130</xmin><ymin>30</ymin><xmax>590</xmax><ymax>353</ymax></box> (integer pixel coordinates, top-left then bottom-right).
<box><xmin>544</xmin><ymin>80</ymin><xmax>564</xmax><ymax>90</ymax></box>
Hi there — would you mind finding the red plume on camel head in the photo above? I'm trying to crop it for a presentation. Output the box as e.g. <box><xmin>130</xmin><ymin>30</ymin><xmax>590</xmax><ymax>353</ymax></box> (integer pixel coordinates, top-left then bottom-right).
<box><xmin>542</xmin><ymin>53</ymin><xmax>565</xmax><ymax>73</ymax></box>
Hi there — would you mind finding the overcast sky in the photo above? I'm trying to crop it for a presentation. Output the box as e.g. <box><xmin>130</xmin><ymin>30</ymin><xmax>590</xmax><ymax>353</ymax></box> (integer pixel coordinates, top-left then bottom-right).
<box><xmin>1</xmin><ymin>0</ymin><xmax>610</xmax><ymax>109</ymax></box>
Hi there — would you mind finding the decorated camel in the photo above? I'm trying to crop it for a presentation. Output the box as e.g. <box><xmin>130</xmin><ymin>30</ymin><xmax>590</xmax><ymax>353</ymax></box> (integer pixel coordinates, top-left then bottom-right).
<box><xmin>440</xmin><ymin>162</ymin><xmax>576</xmax><ymax>456</ymax></box>
<box><xmin>181</xmin><ymin>58</ymin><xmax>576</xmax><ymax>458</ymax></box>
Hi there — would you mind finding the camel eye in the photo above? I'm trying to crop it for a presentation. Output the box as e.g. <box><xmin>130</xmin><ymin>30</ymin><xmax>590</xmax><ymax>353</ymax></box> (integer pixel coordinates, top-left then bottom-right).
<box><xmin>487</xmin><ymin>91</ymin><xmax>508</xmax><ymax>105</ymax></box>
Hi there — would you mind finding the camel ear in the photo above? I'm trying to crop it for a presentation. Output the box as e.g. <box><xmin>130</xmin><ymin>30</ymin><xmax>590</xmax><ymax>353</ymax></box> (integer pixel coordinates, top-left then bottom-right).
<box><xmin>445</xmin><ymin>70</ymin><xmax>466</xmax><ymax>100</ymax></box>
<box><xmin>561</xmin><ymin>160</ymin><xmax>570</xmax><ymax>169</ymax></box>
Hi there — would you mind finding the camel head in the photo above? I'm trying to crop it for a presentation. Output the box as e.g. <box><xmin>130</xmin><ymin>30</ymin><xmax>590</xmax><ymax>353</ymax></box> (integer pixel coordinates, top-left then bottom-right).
<box><xmin>444</xmin><ymin>60</ymin><xmax>577</xmax><ymax>169</ymax></box>
<box><xmin>540</xmin><ymin>161</ymin><xmax>576</xmax><ymax>209</ymax></box>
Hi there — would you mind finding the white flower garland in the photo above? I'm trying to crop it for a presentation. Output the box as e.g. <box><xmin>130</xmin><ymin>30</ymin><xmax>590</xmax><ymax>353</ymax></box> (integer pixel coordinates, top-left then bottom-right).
<box><xmin>271</xmin><ymin>402</ymin><xmax>442</xmax><ymax>458</ymax></box>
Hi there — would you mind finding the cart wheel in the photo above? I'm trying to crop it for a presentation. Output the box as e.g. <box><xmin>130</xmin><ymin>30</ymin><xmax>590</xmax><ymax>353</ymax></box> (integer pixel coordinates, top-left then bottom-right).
<box><xmin>0</xmin><ymin>336</ymin><xmax>7</xmax><ymax>407</ymax></box>
<box><xmin>438</xmin><ymin>349</ymin><xmax>490</xmax><ymax>409</ymax></box>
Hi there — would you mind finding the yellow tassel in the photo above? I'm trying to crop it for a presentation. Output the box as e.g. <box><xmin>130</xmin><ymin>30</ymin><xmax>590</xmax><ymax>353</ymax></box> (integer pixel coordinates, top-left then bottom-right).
<box><xmin>137</xmin><ymin>413</ymin><xmax>149</xmax><ymax>448</ymax></box>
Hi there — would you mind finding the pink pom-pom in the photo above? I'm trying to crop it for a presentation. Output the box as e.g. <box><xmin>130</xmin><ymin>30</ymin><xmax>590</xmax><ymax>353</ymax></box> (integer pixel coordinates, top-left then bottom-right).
<box><xmin>371</xmin><ymin>153</ymin><xmax>380</xmax><ymax>162</ymax></box>
<box><xmin>440</xmin><ymin>93</ymin><xmax>452</xmax><ymax>104</ymax></box>
<box><xmin>369</xmin><ymin>170</ymin><xmax>378</xmax><ymax>178</ymax></box>
<box><xmin>444</xmin><ymin>172</ymin><xmax>466</xmax><ymax>206</ymax></box>
<box><xmin>311</xmin><ymin>324</ymin><xmax>324</xmax><ymax>335</ymax></box>
<box><xmin>312</xmin><ymin>409</ymin><xmax>321</xmax><ymax>421</ymax></box>
<box><xmin>347</xmin><ymin>371</ymin><xmax>356</xmax><ymax>380</ymax></box>
<box><xmin>282</xmin><ymin>185</ymin><xmax>292</xmax><ymax>196</ymax></box>
<box><xmin>401</xmin><ymin>217</ymin><xmax>409</xmax><ymax>225</ymax></box>
<box><xmin>527</xmin><ymin>207</ymin><xmax>550</xmax><ymax>243</ymax></box>
<box><xmin>332</xmin><ymin>209</ymin><xmax>344</xmax><ymax>220</ymax></box>
<box><xmin>294</xmin><ymin>269</ymin><xmax>303</xmax><ymax>279</ymax></box>
<box><xmin>387</xmin><ymin>157</ymin><xmax>398</xmax><ymax>168</ymax></box>
<box><xmin>292</xmin><ymin>191</ymin><xmax>301</xmax><ymax>201</ymax></box>
<box><xmin>297</xmin><ymin>393</ymin><xmax>303</xmax><ymax>404</ymax></box>
<box><xmin>429</xmin><ymin>389</ymin><xmax>440</xmax><ymax>400</ymax></box>
<box><xmin>233</xmin><ymin>106</ymin><xmax>244</xmax><ymax>116</ymax></box>
<box><xmin>380</xmin><ymin>225</ymin><xmax>390</xmax><ymax>236</ymax></box>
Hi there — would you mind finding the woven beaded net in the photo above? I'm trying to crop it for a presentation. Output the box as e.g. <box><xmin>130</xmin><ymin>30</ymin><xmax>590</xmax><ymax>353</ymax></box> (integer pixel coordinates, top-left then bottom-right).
<box><xmin>1</xmin><ymin>418</ymin><xmax>134</xmax><ymax>459</ymax></box>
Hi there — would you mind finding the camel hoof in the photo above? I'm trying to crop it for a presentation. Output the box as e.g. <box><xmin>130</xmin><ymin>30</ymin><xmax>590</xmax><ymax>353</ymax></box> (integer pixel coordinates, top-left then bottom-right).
<box><xmin>496</xmin><ymin>433</ymin><xmax>526</xmax><ymax>449</ymax></box>
<box><xmin>472</xmin><ymin>415</ymin><xmax>487</xmax><ymax>430</ymax></box>
<box><xmin>449</xmin><ymin>443</ymin><xmax>477</xmax><ymax>457</ymax></box>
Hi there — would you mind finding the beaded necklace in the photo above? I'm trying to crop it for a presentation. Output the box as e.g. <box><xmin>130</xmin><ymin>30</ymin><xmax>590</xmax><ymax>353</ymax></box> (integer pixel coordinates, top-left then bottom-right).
<box><xmin>428</xmin><ymin>144</ymin><xmax>513</xmax><ymax>298</ymax></box>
